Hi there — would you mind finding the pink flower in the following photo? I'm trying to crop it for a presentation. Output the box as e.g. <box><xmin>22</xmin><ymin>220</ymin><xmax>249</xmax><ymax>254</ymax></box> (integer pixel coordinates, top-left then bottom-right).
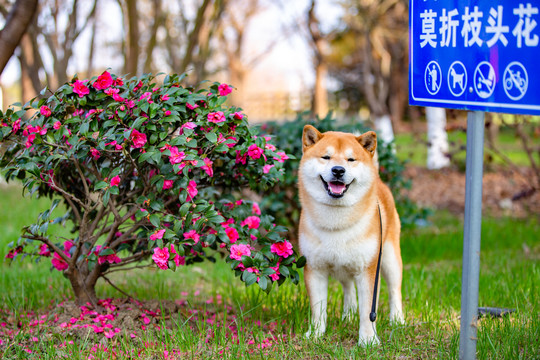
<box><xmin>263</xmin><ymin>164</ymin><xmax>274</xmax><ymax>174</ymax></box>
<box><xmin>186</xmin><ymin>180</ymin><xmax>197</xmax><ymax>201</ymax></box>
<box><xmin>161</xmin><ymin>94</ymin><xmax>170</xmax><ymax>101</ymax></box>
<box><xmin>218</xmin><ymin>83</ymin><xmax>232</xmax><ymax>96</ymax></box>
<box><xmin>152</xmin><ymin>247</ymin><xmax>169</xmax><ymax>270</ymax></box>
<box><xmin>63</xmin><ymin>240</ymin><xmax>74</xmax><ymax>253</ymax></box>
<box><xmin>72</xmin><ymin>80</ymin><xmax>90</xmax><ymax>97</ymax></box>
<box><xmin>105</xmin><ymin>88</ymin><xmax>124</xmax><ymax>102</ymax></box>
<box><xmin>130</xmin><ymin>129</ymin><xmax>147</xmax><ymax>148</ymax></box>
<box><xmin>235</xmin><ymin>150</ymin><xmax>247</xmax><ymax>165</ymax></box>
<box><xmin>170</xmin><ymin>244</ymin><xmax>185</xmax><ymax>266</ymax></box>
<box><xmin>252</xmin><ymin>202</ymin><xmax>261</xmax><ymax>215</ymax></box>
<box><xmin>53</xmin><ymin>121</ymin><xmax>62</xmax><ymax>130</ymax></box>
<box><xmin>233</xmin><ymin>112</ymin><xmax>243</xmax><ymax>120</ymax></box>
<box><xmin>180</xmin><ymin>122</ymin><xmax>197</xmax><ymax>134</ymax></box>
<box><xmin>270</xmin><ymin>241</ymin><xmax>294</xmax><ymax>258</ymax></box>
<box><xmin>105</xmin><ymin>140</ymin><xmax>123</xmax><ymax>150</ymax></box>
<box><xmin>150</xmin><ymin>229</ymin><xmax>166</xmax><ymax>241</ymax></box>
<box><xmin>269</xmin><ymin>266</ymin><xmax>280</xmax><ymax>281</ymax></box>
<box><xmin>94</xmin><ymin>246</ymin><xmax>122</xmax><ymax>265</ymax></box>
<box><xmin>273</xmin><ymin>151</ymin><xmax>289</xmax><ymax>163</ymax></box>
<box><xmin>93</xmin><ymin>71</ymin><xmax>113</xmax><ymax>90</ymax></box>
<box><xmin>241</xmin><ymin>216</ymin><xmax>260</xmax><ymax>229</ymax></box>
<box><xmin>39</xmin><ymin>244</ymin><xmax>51</xmax><ymax>257</ymax></box>
<box><xmin>247</xmin><ymin>144</ymin><xmax>263</xmax><ymax>159</ymax></box>
<box><xmin>162</xmin><ymin>180</ymin><xmax>174</xmax><ymax>190</ymax></box>
<box><xmin>186</xmin><ymin>103</ymin><xmax>199</xmax><ymax>110</ymax></box>
<box><xmin>183</xmin><ymin>230</ymin><xmax>200</xmax><ymax>244</ymax></box>
<box><xmin>164</xmin><ymin>110</ymin><xmax>171</xmax><ymax>116</ymax></box>
<box><xmin>40</xmin><ymin>105</ymin><xmax>52</xmax><ymax>117</ymax></box>
<box><xmin>139</xmin><ymin>92</ymin><xmax>152</xmax><ymax>102</ymax></box>
<box><xmin>169</xmin><ymin>147</ymin><xmax>186</xmax><ymax>164</ymax></box>
<box><xmin>90</xmin><ymin>148</ymin><xmax>101</xmax><ymax>160</ymax></box>
<box><xmin>201</xmin><ymin>158</ymin><xmax>213</xmax><ymax>177</ymax></box>
<box><xmin>12</xmin><ymin>118</ymin><xmax>21</xmax><ymax>133</ymax></box>
<box><xmin>207</xmin><ymin>111</ymin><xmax>225</xmax><ymax>123</ymax></box>
<box><xmin>51</xmin><ymin>253</ymin><xmax>69</xmax><ymax>271</ymax></box>
<box><xmin>110</xmin><ymin>175</ymin><xmax>121</xmax><ymax>187</ymax></box>
<box><xmin>225</xmin><ymin>227</ymin><xmax>239</xmax><ymax>243</ymax></box>
<box><xmin>25</xmin><ymin>133</ymin><xmax>36</xmax><ymax>148</ymax></box>
<box><xmin>229</xmin><ymin>244</ymin><xmax>251</xmax><ymax>261</ymax></box>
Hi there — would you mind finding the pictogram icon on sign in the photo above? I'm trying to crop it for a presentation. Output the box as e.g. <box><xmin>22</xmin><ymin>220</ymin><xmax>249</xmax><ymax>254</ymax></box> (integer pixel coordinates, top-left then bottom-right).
<box><xmin>503</xmin><ymin>61</ymin><xmax>528</xmax><ymax>100</ymax></box>
<box><xmin>425</xmin><ymin>61</ymin><xmax>442</xmax><ymax>95</ymax></box>
<box><xmin>473</xmin><ymin>61</ymin><xmax>496</xmax><ymax>99</ymax></box>
<box><xmin>447</xmin><ymin>61</ymin><xmax>467</xmax><ymax>97</ymax></box>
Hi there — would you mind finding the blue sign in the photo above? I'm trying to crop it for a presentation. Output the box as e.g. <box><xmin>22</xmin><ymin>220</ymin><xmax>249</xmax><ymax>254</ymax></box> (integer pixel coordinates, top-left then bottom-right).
<box><xmin>409</xmin><ymin>1</ymin><xmax>540</xmax><ymax>115</ymax></box>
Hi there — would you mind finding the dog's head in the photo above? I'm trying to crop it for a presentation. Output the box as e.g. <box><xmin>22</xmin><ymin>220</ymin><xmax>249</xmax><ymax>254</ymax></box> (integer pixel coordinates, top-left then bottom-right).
<box><xmin>299</xmin><ymin>125</ymin><xmax>378</xmax><ymax>206</ymax></box>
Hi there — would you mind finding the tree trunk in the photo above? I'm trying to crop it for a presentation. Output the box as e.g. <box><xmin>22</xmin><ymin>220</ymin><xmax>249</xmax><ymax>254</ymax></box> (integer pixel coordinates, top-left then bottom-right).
<box><xmin>307</xmin><ymin>0</ymin><xmax>329</xmax><ymax>119</ymax></box>
<box><xmin>0</xmin><ymin>0</ymin><xmax>38</xmax><ymax>74</ymax></box>
<box><xmin>19</xmin><ymin>33</ymin><xmax>41</xmax><ymax>102</ymax></box>
<box><xmin>374</xmin><ymin>114</ymin><xmax>395</xmax><ymax>144</ymax></box>
<box><xmin>312</xmin><ymin>60</ymin><xmax>328</xmax><ymax>118</ymax></box>
<box><xmin>66</xmin><ymin>264</ymin><xmax>100</xmax><ymax>307</ymax></box>
<box><xmin>426</xmin><ymin>107</ymin><xmax>450</xmax><ymax>169</ymax></box>
<box><xmin>125</xmin><ymin>0</ymin><xmax>140</xmax><ymax>76</ymax></box>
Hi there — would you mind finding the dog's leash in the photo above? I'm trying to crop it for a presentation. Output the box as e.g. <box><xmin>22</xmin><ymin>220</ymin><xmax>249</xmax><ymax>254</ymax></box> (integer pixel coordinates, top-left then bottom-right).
<box><xmin>369</xmin><ymin>201</ymin><xmax>383</xmax><ymax>323</ymax></box>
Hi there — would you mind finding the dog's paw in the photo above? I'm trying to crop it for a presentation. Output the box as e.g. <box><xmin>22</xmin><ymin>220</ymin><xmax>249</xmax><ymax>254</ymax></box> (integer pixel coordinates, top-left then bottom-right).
<box><xmin>358</xmin><ymin>334</ymin><xmax>380</xmax><ymax>347</ymax></box>
<box><xmin>341</xmin><ymin>311</ymin><xmax>356</xmax><ymax>322</ymax></box>
<box><xmin>390</xmin><ymin>312</ymin><xmax>405</xmax><ymax>325</ymax></box>
<box><xmin>305</xmin><ymin>327</ymin><xmax>325</xmax><ymax>339</ymax></box>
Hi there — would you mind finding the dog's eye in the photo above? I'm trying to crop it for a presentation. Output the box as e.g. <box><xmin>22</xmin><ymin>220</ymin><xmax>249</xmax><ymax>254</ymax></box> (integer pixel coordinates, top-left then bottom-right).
<box><xmin>348</xmin><ymin>158</ymin><xmax>355</xmax><ymax>162</ymax></box>
<box><xmin>321</xmin><ymin>155</ymin><xmax>330</xmax><ymax>160</ymax></box>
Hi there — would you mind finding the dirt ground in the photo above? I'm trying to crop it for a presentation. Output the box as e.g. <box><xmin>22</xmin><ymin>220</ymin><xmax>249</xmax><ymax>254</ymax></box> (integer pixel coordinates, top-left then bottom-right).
<box><xmin>404</xmin><ymin>165</ymin><xmax>539</xmax><ymax>217</ymax></box>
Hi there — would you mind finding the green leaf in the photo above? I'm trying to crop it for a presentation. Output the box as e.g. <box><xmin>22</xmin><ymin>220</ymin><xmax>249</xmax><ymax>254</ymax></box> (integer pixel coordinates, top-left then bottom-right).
<box><xmin>242</xmin><ymin>271</ymin><xmax>258</xmax><ymax>286</ymax></box>
<box><xmin>240</xmin><ymin>255</ymin><xmax>253</xmax><ymax>268</ymax></box>
<box><xmin>258</xmin><ymin>275</ymin><xmax>268</xmax><ymax>291</ymax></box>
<box><xmin>103</xmin><ymin>190</ymin><xmax>111</xmax><ymax>206</ymax></box>
<box><xmin>149</xmin><ymin>214</ymin><xmax>160</xmax><ymax>228</ymax></box>
<box><xmin>138</xmin><ymin>152</ymin><xmax>154</xmax><ymax>163</ymax></box>
<box><xmin>179</xmin><ymin>203</ymin><xmax>191</xmax><ymax>217</ymax></box>
<box><xmin>205</xmin><ymin>131</ymin><xmax>217</xmax><ymax>143</ymax></box>
<box><xmin>279</xmin><ymin>265</ymin><xmax>290</xmax><ymax>277</ymax></box>
<box><xmin>296</xmin><ymin>256</ymin><xmax>306</xmax><ymax>268</ymax></box>
<box><xmin>98</xmin><ymin>248</ymin><xmax>115</xmax><ymax>256</ymax></box>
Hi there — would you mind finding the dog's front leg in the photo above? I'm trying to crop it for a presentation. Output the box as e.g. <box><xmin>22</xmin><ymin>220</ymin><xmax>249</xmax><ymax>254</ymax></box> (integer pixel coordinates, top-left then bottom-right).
<box><xmin>304</xmin><ymin>265</ymin><xmax>328</xmax><ymax>339</ymax></box>
<box><xmin>341</xmin><ymin>280</ymin><xmax>357</xmax><ymax>320</ymax></box>
<box><xmin>356</xmin><ymin>272</ymin><xmax>380</xmax><ymax>347</ymax></box>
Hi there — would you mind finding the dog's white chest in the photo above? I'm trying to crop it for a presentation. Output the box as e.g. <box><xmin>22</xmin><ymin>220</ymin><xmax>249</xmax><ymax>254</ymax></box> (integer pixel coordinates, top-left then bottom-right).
<box><xmin>300</xmin><ymin>214</ymin><xmax>379</xmax><ymax>280</ymax></box>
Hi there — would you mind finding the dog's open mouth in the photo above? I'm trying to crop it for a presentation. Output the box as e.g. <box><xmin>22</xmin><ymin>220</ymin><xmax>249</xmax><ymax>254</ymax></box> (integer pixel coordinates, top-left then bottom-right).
<box><xmin>320</xmin><ymin>176</ymin><xmax>351</xmax><ymax>198</ymax></box>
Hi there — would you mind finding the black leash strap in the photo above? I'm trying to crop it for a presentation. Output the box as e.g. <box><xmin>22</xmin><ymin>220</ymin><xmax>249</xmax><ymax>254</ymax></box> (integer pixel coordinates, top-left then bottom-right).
<box><xmin>370</xmin><ymin>202</ymin><xmax>383</xmax><ymax>322</ymax></box>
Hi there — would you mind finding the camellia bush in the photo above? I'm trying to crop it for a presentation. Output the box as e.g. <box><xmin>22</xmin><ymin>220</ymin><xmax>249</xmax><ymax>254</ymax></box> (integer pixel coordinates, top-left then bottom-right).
<box><xmin>259</xmin><ymin>112</ymin><xmax>431</xmax><ymax>243</ymax></box>
<box><xmin>0</xmin><ymin>71</ymin><xmax>304</xmax><ymax>306</ymax></box>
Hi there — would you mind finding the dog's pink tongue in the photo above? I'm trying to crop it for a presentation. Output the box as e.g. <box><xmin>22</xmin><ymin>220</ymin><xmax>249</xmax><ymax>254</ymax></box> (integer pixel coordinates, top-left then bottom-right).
<box><xmin>329</xmin><ymin>182</ymin><xmax>346</xmax><ymax>194</ymax></box>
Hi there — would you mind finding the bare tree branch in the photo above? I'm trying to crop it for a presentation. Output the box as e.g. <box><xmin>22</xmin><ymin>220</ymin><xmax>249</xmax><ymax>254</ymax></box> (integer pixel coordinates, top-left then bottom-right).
<box><xmin>0</xmin><ymin>0</ymin><xmax>38</xmax><ymax>74</ymax></box>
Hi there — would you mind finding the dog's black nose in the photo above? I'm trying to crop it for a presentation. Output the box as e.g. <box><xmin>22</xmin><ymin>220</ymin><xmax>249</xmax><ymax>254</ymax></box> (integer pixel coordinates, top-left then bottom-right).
<box><xmin>331</xmin><ymin>166</ymin><xmax>346</xmax><ymax>178</ymax></box>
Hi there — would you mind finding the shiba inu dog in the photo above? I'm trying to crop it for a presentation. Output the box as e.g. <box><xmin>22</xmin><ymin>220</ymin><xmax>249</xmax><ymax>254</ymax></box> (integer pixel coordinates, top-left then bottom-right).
<box><xmin>298</xmin><ymin>125</ymin><xmax>404</xmax><ymax>346</ymax></box>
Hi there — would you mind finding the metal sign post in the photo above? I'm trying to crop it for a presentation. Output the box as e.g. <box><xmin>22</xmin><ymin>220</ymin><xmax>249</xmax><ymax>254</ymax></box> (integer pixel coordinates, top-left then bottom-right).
<box><xmin>409</xmin><ymin>1</ymin><xmax>540</xmax><ymax>359</ymax></box>
<box><xmin>459</xmin><ymin>111</ymin><xmax>485</xmax><ymax>359</ymax></box>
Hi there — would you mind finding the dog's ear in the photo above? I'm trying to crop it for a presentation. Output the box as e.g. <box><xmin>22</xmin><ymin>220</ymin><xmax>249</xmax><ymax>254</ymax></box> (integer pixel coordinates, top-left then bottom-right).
<box><xmin>302</xmin><ymin>125</ymin><xmax>323</xmax><ymax>152</ymax></box>
<box><xmin>357</xmin><ymin>131</ymin><xmax>377</xmax><ymax>156</ymax></box>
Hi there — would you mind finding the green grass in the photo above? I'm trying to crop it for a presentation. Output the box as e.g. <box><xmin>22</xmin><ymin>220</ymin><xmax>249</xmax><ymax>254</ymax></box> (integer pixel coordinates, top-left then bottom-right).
<box><xmin>0</xmin><ymin>186</ymin><xmax>538</xmax><ymax>359</ymax></box>
<box><xmin>394</xmin><ymin>125</ymin><xmax>539</xmax><ymax>168</ymax></box>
